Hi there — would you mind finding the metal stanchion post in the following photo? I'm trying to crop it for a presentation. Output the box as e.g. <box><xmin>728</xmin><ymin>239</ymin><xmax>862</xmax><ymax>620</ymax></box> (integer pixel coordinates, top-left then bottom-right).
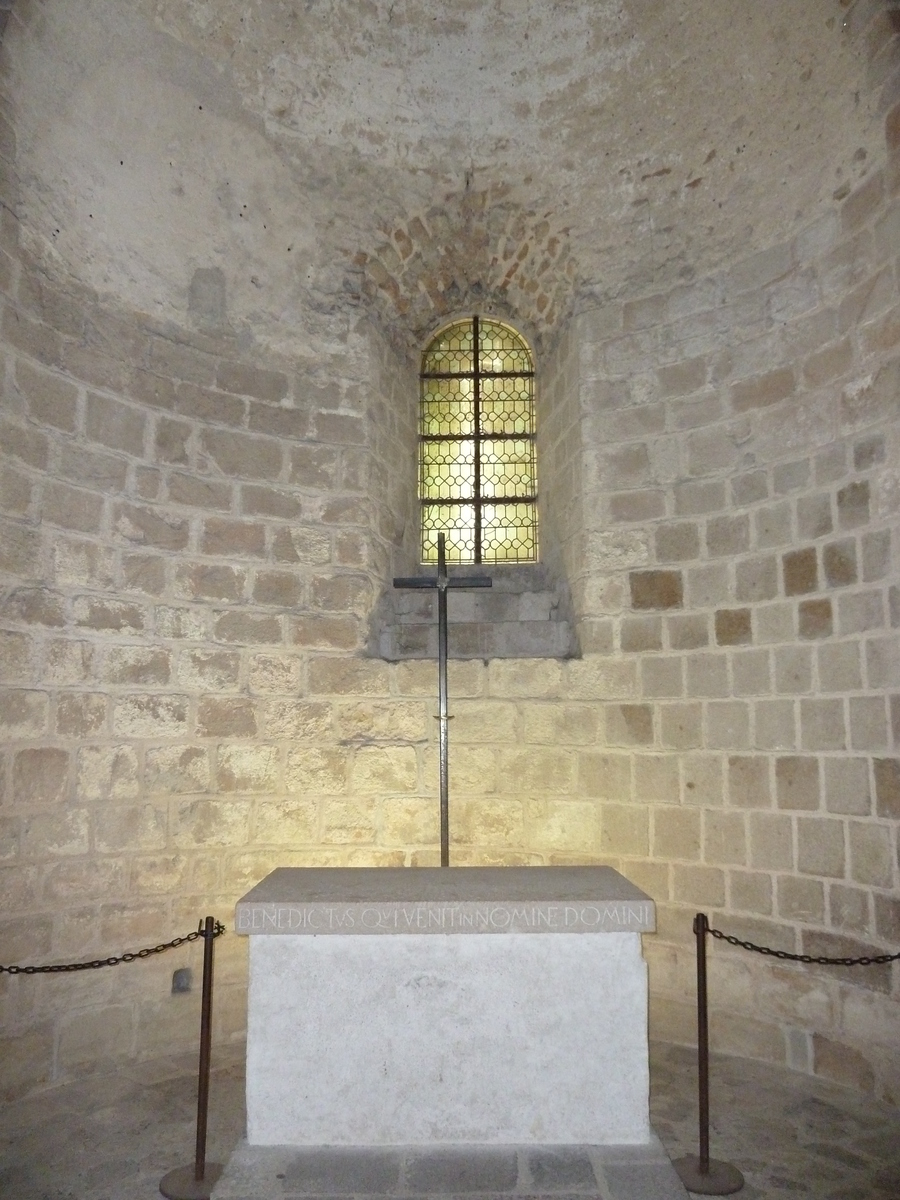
<box><xmin>673</xmin><ymin>913</ymin><xmax>744</xmax><ymax>1195</ymax></box>
<box><xmin>160</xmin><ymin>917</ymin><xmax>224</xmax><ymax>1200</ymax></box>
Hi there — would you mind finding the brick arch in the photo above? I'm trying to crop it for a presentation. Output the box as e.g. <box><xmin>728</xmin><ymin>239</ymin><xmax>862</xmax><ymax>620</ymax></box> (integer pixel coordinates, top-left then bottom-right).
<box><xmin>352</xmin><ymin>185</ymin><xmax>578</xmax><ymax>352</ymax></box>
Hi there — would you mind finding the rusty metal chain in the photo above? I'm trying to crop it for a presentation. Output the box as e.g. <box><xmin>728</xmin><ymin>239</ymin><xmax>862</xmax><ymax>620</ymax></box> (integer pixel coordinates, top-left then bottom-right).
<box><xmin>709</xmin><ymin>925</ymin><xmax>900</xmax><ymax>967</ymax></box>
<box><xmin>0</xmin><ymin>919</ymin><xmax>226</xmax><ymax>976</ymax></box>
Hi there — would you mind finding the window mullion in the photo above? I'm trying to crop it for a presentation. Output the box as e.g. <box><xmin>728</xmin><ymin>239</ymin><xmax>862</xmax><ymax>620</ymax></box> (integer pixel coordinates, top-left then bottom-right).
<box><xmin>473</xmin><ymin>314</ymin><xmax>482</xmax><ymax>566</ymax></box>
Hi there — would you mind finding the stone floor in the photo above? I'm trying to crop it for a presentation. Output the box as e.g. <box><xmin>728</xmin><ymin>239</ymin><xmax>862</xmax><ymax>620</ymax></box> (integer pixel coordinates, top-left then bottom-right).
<box><xmin>0</xmin><ymin>1042</ymin><xmax>898</xmax><ymax>1200</ymax></box>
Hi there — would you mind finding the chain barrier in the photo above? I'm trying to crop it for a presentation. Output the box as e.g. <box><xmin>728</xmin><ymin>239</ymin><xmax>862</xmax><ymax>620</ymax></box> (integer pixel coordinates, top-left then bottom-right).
<box><xmin>708</xmin><ymin>923</ymin><xmax>900</xmax><ymax>967</ymax></box>
<box><xmin>0</xmin><ymin>920</ymin><xmax>226</xmax><ymax>976</ymax></box>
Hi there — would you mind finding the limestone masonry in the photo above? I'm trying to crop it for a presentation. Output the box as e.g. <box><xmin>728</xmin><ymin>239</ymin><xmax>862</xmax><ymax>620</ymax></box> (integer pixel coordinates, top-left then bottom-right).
<box><xmin>0</xmin><ymin>0</ymin><xmax>898</xmax><ymax>1107</ymax></box>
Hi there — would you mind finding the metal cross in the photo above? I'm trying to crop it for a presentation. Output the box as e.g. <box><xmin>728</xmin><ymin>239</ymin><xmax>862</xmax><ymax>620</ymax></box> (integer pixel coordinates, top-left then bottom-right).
<box><xmin>393</xmin><ymin>533</ymin><xmax>492</xmax><ymax>866</ymax></box>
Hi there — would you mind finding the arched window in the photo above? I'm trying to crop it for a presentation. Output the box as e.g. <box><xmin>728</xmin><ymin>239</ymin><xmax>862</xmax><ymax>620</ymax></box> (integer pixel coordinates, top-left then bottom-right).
<box><xmin>419</xmin><ymin>316</ymin><xmax>537</xmax><ymax>564</ymax></box>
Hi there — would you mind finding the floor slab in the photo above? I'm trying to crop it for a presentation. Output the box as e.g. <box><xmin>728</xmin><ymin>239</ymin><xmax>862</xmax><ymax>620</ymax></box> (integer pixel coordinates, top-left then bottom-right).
<box><xmin>211</xmin><ymin>1139</ymin><xmax>689</xmax><ymax>1200</ymax></box>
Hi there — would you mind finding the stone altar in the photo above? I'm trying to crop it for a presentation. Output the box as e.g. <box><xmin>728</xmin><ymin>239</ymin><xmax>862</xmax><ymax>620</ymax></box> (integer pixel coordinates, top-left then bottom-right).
<box><xmin>235</xmin><ymin>866</ymin><xmax>655</xmax><ymax>1147</ymax></box>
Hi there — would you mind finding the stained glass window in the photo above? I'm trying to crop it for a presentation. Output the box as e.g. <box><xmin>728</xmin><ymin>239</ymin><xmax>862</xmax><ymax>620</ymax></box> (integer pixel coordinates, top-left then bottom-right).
<box><xmin>419</xmin><ymin>317</ymin><xmax>537</xmax><ymax>564</ymax></box>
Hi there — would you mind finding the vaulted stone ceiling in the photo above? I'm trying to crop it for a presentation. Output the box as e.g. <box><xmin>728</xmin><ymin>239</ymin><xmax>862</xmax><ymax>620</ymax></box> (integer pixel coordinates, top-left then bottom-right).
<box><xmin>6</xmin><ymin>0</ymin><xmax>881</xmax><ymax>347</ymax></box>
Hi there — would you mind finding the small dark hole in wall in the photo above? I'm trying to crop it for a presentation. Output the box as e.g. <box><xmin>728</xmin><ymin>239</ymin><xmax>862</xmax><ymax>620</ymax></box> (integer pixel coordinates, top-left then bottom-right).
<box><xmin>172</xmin><ymin>967</ymin><xmax>192</xmax><ymax>994</ymax></box>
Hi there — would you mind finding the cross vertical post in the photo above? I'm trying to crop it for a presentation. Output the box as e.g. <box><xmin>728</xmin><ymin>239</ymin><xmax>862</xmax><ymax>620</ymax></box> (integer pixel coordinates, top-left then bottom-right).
<box><xmin>393</xmin><ymin>533</ymin><xmax>492</xmax><ymax>866</ymax></box>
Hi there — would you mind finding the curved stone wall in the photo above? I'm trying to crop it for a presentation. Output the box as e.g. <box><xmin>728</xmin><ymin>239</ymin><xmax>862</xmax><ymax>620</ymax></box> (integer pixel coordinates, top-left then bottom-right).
<box><xmin>556</xmin><ymin>146</ymin><xmax>900</xmax><ymax>1100</ymax></box>
<box><xmin>0</xmin><ymin>0</ymin><xmax>898</xmax><ymax>1105</ymax></box>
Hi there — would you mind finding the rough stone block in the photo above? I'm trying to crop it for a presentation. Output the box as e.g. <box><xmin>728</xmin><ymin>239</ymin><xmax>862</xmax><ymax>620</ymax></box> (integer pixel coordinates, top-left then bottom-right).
<box><xmin>783</xmin><ymin>547</ymin><xmax>818</xmax><ymax>595</ymax></box>
<box><xmin>0</xmin><ymin>689</ymin><xmax>49</xmax><ymax>737</ymax></box>
<box><xmin>600</xmin><ymin>804</ymin><xmax>649</xmax><ymax>855</ymax></box>
<box><xmin>774</xmin><ymin>645</ymin><xmax>813</xmax><ymax>694</ymax></box>
<box><xmin>217</xmin><ymin>745</ymin><xmax>280</xmax><ymax>792</ymax></box>
<box><xmin>197</xmin><ymin>697</ymin><xmax>257</xmax><ymax>738</ymax></box>
<box><xmin>215</xmin><ymin>611</ymin><xmax>282</xmax><ymax>645</ymax></box>
<box><xmin>731</xmin><ymin>367</ymin><xmax>796</xmax><ymax>413</ymax></box>
<box><xmin>823</xmin><ymin>538</ymin><xmax>858</xmax><ymax>587</ymax></box>
<box><xmin>704</xmin><ymin>810</ymin><xmax>747</xmax><ymax>865</ymax></box>
<box><xmin>42</xmin><ymin>481</ymin><xmax>103</xmax><ymax>534</ymax></box>
<box><xmin>829</xmin><ymin>883</ymin><xmax>870</xmax><ymax>937</ymax></box>
<box><xmin>681</xmin><ymin>754</ymin><xmax>724</xmax><ymax>805</ymax></box>
<box><xmin>798</xmin><ymin>598</ymin><xmax>833</xmax><ymax>639</ymax></box>
<box><xmin>640</xmin><ymin>656</ymin><xmax>683</xmax><ymax>697</ymax></box>
<box><xmin>729</xmin><ymin>869</ymin><xmax>773</xmax><ymax>915</ymax></box>
<box><xmin>202</xmin><ymin>428</ymin><xmax>282</xmax><ymax>479</ymax></box>
<box><xmin>620</xmin><ymin>615</ymin><xmax>662</xmax><ymax>652</ymax></box>
<box><xmin>653</xmin><ymin>804</ymin><xmax>701</xmax><ymax>861</ymax></box>
<box><xmin>861</xmin><ymin>529</ymin><xmax>891</xmax><ymax>582</ymax></box>
<box><xmin>818</xmin><ymin>642</ymin><xmax>862</xmax><ymax>692</ymax></box>
<box><xmin>16</xmin><ymin>359</ymin><xmax>78</xmax><ymax>431</ymax></box>
<box><xmin>113</xmin><ymin>695</ymin><xmax>189</xmax><ymax>737</ymax></box>
<box><xmin>796</xmin><ymin>493</ymin><xmax>833</xmax><ymax>540</ymax></box>
<box><xmin>777</xmin><ymin>876</ymin><xmax>825</xmax><ymax>923</ymax></box>
<box><xmin>715</xmin><ymin>608</ymin><xmax>752</xmax><ymax>645</ymax></box>
<box><xmin>654</xmin><ymin>521</ymin><xmax>700</xmax><ymax>562</ymax></box>
<box><xmin>172</xmin><ymin>798</ymin><xmax>251</xmax><ymax>847</ymax></box>
<box><xmin>499</xmin><ymin>747</ymin><xmax>576</xmax><ymax>791</ymax></box>
<box><xmin>774</xmin><ymin>459</ymin><xmax>811</xmax><ymax>499</ymax></box>
<box><xmin>672</xmin><ymin>864</ymin><xmax>725</xmax><ymax>907</ymax></box>
<box><xmin>707</xmin><ymin>514</ymin><xmax>750</xmax><ymax>557</ymax></box>
<box><xmin>836</xmin><ymin>480</ymin><xmax>870</xmax><ymax>529</ymax></box>
<box><xmin>629</xmin><ymin>570</ymin><xmax>683</xmax><ymax>610</ymax></box>
<box><xmin>873</xmin><ymin>757</ymin><xmax>900</xmax><ymax>817</ymax></box>
<box><xmin>849</xmin><ymin>695</ymin><xmax>889</xmax><ymax>750</ymax></box>
<box><xmin>286</xmin><ymin>746</ymin><xmax>348</xmax><ymax>794</ymax></box>
<box><xmin>605</xmin><ymin>703</ymin><xmax>653</xmax><ymax>746</ymax></box>
<box><xmin>657</xmin><ymin>356</ymin><xmax>707</xmax><ymax>396</ymax></box>
<box><xmin>849</xmin><ymin>822</ymin><xmax>893</xmax><ymax>887</ymax></box>
<box><xmin>667</xmin><ymin>613</ymin><xmax>708</xmax><ymax>649</ymax></box>
<box><xmin>736</xmin><ymin>555</ymin><xmax>778</xmax><ymax>602</ymax></box>
<box><xmin>866</xmin><ymin>633</ymin><xmax>900</xmax><ymax>685</ymax></box>
<box><xmin>685</xmin><ymin>652</ymin><xmax>729</xmax><ymax>697</ymax></box>
<box><xmin>813</xmin><ymin>1035</ymin><xmax>875</xmax><ymax>1093</ymax></box>
<box><xmin>706</xmin><ymin>700</ymin><xmax>750</xmax><ymax>748</ymax></box>
<box><xmin>74</xmin><ymin>597</ymin><xmax>147</xmax><ymax>636</ymax></box>
<box><xmin>216</xmin><ymin>359</ymin><xmax>288</xmax><ymax>403</ymax></box>
<box><xmin>115</xmin><ymin>503</ymin><xmax>189</xmax><ymax>551</ymax></box>
<box><xmin>797</xmin><ymin>817</ymin><xmax>845</xmax><ymax>877</ymax></box>
<box><xmin>754</xmin><ymin>699</ymin><xmax>796</xmax><ymax>750</ymax></box>
<box><xmin>22</xmin><ymin>807</ymin><xmax>89</xmax><ymax>857</ymax></box>
<box><xmin>56</xmin><ymin>693</ymin><xmax>107</xmax><ymax>737</ymax></box>
<box><xmin>800</xmin><ymin>699</ymin><xmax>846</xmax><ymax>750</ymax></box>
<box><xmin>732</xmin><ymin>648</ymin><xmax>771</xmax><ymax>695</ymax></box>
<box><xmin>660</xmin><ymin>703</ymin><xmax>702</xmax><ymax>749</ymax></box>
<box><xmin>577</xmin><ymin>752</ymin><xmax>631</xmax><ymax>800</ymax></box>
<box><xmin>85</xmin><ymin>392</ymin><xmax>145</xmax><ymax>456</ymax></box>
<box><xmin>777</xmin><ymin>753</ymin><xmax>820</xmax><ymax>811</ymax></box>
<box><xmin>750</xmin><ymin>812</ymin><xmax>793</xmax><ymax>870</ymax></box>
<box><xmin>732</xmin><ymin>470</ymin><xmax>769</xmax><ymax>507</ymax></box>
<box><xmin>839</xmin><ymin>590</ymin><xmax>885</xmax><ymax>634</ymax></box>
<box><xmin>754</xmin><ymin>502</ymin><xmax>794</xmax><ymax>550</ymax></box>
<box><xmin>674</xmin><ymin>479</ymin><xmax>726</xmax><ymax>515</ymax></box>
<box><xmin>686</xmin><ymin>563</ymin><xmax>730</xmax><ymax>607</ymax></box>
<box><xmin>310</xmin><ymin>573</ymin><xmax>372</xmax><ymax>615</ymax></box>
<box><xmin>728</xmin><ymin>755</ymin><xmax>771</xmax><ymax>809</ymax></box>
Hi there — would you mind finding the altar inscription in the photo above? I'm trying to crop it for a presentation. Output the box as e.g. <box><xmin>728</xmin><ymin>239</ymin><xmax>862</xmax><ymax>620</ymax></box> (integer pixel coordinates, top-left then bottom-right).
<box><xmin>235</xmin><ymin>899</ymin><xmax>654</xmax><ymax>935</ymax></box>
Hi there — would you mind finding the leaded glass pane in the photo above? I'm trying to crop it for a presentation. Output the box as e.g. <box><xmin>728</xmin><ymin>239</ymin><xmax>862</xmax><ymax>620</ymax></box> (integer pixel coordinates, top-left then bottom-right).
<box><xmin>422</xmin><ymin>324</ymin><xmax>474</xmax><ymax>374</ymax></box>
<box><xmin>421</xmin><ymin>505</ymin><xmax>476</xmax><ymax>563</ymax></box>
<box><xmin>420</xmin><ymin>317</ymin><xmax>537</xmax><ymax>564</ymax></box>
<box><xmin>479</xmin><ymin>378</ymin><xmax>533</xmax><ymax>435</ymax></box>
<box><xmin>480</xmin><ymin>439</ymin><xmax>536</xmax><ymax>498</ymax></box>
<box><xmin>421</xmin><ymin>377</ymin><xmax>474</xmax><ymax>437</ymax></box>
<box><xmin>420</xmin><ymin>440</ymin><xmax>475</xmax><ymax>500</ymax></box>
<box><xmin>481</xmin><ymin>502</ymin><xmax>537</xmax><ymax>561</ymax></box>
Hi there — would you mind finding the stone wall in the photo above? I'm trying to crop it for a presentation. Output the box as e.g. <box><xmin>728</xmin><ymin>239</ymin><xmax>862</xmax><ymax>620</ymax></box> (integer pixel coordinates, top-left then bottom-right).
<box><xmin>567</xmin><ymin>125</ymin><xmax>900</xmax><ymax>1098</ymax></box>
<box><xmin>0</xmin><ymin>0</ymin><xmax>899</xmax><ymax>1108</ymax></box>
